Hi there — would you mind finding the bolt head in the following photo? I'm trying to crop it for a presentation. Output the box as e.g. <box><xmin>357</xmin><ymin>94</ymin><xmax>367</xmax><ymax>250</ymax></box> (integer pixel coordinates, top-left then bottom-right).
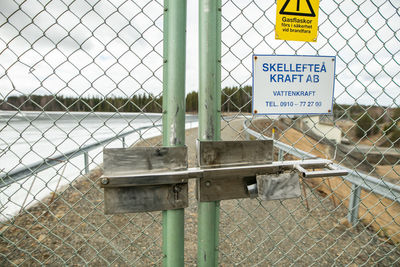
<box><xmin>173</xmin><ymin>185</ymin><xmax>181</xmax><ymax>193</ymax></box>
<box><xmin>205</xmin><ymin>181</ymin><xmax>211</xmax><ymax>187</ymax></box>
<box><xmin>101</xmin><ymin>178</ymin><xmax>109</xmax><ymax>185</ymax></box>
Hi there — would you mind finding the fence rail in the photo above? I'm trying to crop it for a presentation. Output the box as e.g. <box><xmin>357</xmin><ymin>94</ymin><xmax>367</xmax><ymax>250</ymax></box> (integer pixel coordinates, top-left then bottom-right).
<box><xmin>0</xmin><ymin>124</ymin><xmax>161</xmax><ymax>188</ymax></box>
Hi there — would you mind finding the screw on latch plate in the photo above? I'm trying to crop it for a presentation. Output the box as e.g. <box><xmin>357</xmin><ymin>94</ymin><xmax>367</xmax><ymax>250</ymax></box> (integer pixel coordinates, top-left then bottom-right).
<box><xmin>173</xmin><ymin>184</ymin><xmax>182</xmax><ymax>201</ymax></box>
<box><xmin>173</xmin><ymin>184</ymin><xmax>182</xmax><ymax>193</ymax></box>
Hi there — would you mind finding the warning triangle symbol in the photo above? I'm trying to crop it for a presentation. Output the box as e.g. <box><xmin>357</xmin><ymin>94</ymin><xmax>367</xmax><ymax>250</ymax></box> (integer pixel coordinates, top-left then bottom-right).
<box><xmin>279</xmin><ymin>0</ymin><xmax>316</xmax><ymax>17</ymax></box>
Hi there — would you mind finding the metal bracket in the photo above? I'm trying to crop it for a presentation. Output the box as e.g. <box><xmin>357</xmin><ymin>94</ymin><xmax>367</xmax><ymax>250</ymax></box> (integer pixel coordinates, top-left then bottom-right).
<box><xmin>101</xmin><ymin>146</ymin><xmax>188</xmax><ymax>214</ymax></box>
<box><xmin>196</xmin><ymin>139</ymin><xmax>273</xmax><ymax>201</ymax></box>
<box><xmin>100</xmin><ymin>140</ymin><xmax>348</xmax><ymax>213</ymax></box>
<box><xmin>256</xmin><ymin>172</ymin><xmax>301</xmax><ymax>201</ymax></box>
<box><xmin>196</xmin><ymin>140</ymin><xmax>273</xmax><ymax>167</ymax></box>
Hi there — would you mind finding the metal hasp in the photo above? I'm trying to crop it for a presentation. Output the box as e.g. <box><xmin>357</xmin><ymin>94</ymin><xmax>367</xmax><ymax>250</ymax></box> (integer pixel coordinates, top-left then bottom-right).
<box><xmin>100</xmin><ymin>146</ymin><xmax>188</xmax><ymax>214</ymax></box>
<box><xmin>196</xmin><ymin>140</ymin><xmax>348</xmax><ymax>201</ymax></box>
<box><xmin>100</xmin><ymin>141</ymin><xmax>348</xmax><ymax>213</ymax></box>
<box><xmin>257</xmin><ymin>172</ymin><xmax>301</xmax><ymax>201</ymax></box>
<box><xmin>196</xmin><ymin>139</ymin><xmax>273</xmax><ymax>201</ymax></box>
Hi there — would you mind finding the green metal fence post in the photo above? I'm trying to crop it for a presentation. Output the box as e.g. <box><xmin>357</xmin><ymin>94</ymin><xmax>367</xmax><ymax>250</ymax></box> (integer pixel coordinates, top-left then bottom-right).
<box><xmin>198</xmin><ymin>0</ymin><xmax>222</xmax><ymax>266</ymax></box>
<box><xmin>162</xmin><ymin>0</ymin><xmax>187</xmax><ymax>266</ymax></box>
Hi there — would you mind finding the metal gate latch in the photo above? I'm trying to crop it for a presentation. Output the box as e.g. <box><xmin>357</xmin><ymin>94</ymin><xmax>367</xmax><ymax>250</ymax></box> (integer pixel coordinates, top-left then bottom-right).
<box><xmin>100</xmin><ymin>147</ymin><xmax>189</xmax><ymax>214</ymax></box>
<box><xmin>100</xmin><ymin>140</ymin><xmax>348</xmax><ymax>214</ymax></box>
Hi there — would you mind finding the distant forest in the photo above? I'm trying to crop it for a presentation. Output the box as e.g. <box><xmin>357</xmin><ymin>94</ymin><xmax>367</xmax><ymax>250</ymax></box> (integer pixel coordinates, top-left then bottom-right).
<box><xmin>0</xmin><ymin>86</ymin><xmax>396</xmax><ymax>118</ymax></box>
<box><xmin>0</xmin><ymin>93</ymin><xmax>164</xmax><ymax>113</ymax></box>
<box><xmin>0</xmin><ymin>86</ymin><xmax>253</xmax><ymax>113</ymax></box>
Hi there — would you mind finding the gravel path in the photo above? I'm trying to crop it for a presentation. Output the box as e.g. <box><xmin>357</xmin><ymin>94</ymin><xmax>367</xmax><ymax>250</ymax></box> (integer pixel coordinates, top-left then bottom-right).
<box><xmin>1</xmin><ymin>119</ymin><xmax>399</xmax><ymax>266</ymax></box>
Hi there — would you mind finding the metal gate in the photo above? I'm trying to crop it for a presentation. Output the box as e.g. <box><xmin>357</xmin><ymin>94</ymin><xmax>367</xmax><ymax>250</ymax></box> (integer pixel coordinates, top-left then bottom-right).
<box><xmin>1</xmin><ymin>0</ymin><xmax>399</xmax><ymax>265</ymax></box>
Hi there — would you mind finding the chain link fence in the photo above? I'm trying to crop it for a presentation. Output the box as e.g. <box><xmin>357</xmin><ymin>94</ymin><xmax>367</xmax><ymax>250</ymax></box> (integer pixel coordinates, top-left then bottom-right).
<box><xmin>219</xmin><ymin>0</ymin><xmax>400</xmax><ymax>265</ymax></box>
<box><xmin>1</xmin><ymin>0</ymin><xmax>399</xmax><ymax>265</ymax></box>
<box><xmin>0</xmin><ymin>0</ymin><xmax>168</xmax><ymax>265</ymax></box>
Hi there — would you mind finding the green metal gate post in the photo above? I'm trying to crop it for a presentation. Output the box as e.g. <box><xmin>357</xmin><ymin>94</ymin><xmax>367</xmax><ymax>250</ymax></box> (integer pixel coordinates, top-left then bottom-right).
<box><xmin>198</xmin><ymin>0</ymin><xmax>222</xmax><ymax>266</ymax></box>
<box><xmin>162</xmin><ymin>0</ymin><xmax>187</xmax><ymax>266</ymax></box>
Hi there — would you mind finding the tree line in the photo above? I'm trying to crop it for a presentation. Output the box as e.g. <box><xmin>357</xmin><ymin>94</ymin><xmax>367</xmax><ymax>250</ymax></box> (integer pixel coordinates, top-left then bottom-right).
<box><xmin>186</xmin><ymin>86</ymin><xmax>252</xmax><ymax>113</ymax></box>
<box><xmin>0</xmin><ymin>86</ymin><xmax>253</xmax><ymax>113</ymax></box>
<box><xmin>2</xmin><ymin>87</ymin><xmax>395</xmax><ymax>119</ymax></box>
<box><xmin>0</xmin><ymin>94</ymin><xmax>163</xmax><ymax>113</ymax></box>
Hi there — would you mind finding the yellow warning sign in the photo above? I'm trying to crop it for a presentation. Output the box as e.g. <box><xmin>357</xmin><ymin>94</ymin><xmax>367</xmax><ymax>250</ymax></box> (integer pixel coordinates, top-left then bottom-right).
<box><xmin>275</xmin><ymin>0</ymin><xmax>320</xmax><ymax>42</ymax></box>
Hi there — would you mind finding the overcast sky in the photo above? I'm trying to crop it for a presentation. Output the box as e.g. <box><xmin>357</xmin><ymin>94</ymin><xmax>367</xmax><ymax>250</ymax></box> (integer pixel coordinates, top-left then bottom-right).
<box><xmin>0</xmin><ymin>0</ymin><xmax>399</xmax><ymax>106</ymax></box>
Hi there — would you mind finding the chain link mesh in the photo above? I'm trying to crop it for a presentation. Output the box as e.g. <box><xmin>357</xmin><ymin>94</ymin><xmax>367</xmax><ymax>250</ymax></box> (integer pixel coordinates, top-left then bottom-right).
<box><xmin>0</xmin><ymin>0</ymin><xmax>399</xmax><ymax>265</ymax></box>
<box><xmin>220</xmin><ymin>0</ymin><xmax>400</xmax><ymax>265</ymax></box>
<box><xmin>0</xmin><ymin>0</ymin><xmax>166</xmax><ymax>265</ymax></box>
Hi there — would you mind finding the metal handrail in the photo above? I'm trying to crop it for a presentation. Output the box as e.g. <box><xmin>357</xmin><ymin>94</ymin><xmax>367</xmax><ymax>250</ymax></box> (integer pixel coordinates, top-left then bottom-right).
<box><xmin>0</xmin><ymin>124</ymin><xmax>162</xmax><ymax>188</ymax></box>
<box><xmin>243</xmin><ymin>119</ymin><xmax>400</xmax><ymax>200</ymax></box>
<box><xmin>243</xmin><ymin>119</ymin><xmax>400</xmax><ymax>225</ymax></box>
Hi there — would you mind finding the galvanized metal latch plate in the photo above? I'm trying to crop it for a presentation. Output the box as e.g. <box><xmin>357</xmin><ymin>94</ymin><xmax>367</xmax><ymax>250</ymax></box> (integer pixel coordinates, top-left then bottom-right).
<box><xmin>196</xmin><ymin>140</ymin><xmax>273</xmax><ymax>201</ymax></box>
<box><xmin>257</xmin><ymin>172</ymin><xmax>301</xmax><ymax>201</ymax></box>
<box><xmin>196</xmin><ymin>139</ymin><xmax>273</xmax><ymax>168</ymax></box>
<box><xmin>101</xmin><ymin>146</ymin><xmax>188</xmax><ymax>214</ymax></box>
<box><xmin>100</xmin><ymin>141</ymin><xmax>348</xmax><ymax>214</ymax></box>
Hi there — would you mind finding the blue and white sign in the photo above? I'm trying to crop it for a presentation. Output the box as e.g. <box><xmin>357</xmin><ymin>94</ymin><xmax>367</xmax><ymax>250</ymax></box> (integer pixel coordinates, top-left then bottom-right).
<box><xmin>252</xmin><ymin>55</ymin><xmax>335</xmax><ymax>115</ymax></box>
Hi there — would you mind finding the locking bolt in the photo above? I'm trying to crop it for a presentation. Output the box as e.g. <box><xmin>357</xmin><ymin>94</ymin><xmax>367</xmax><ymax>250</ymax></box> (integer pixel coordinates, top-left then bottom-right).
<box><xmin>101</xmin><ymin>178</ymin><xmax>109</xmax><ymax>185</ymax></box>
<box><xmin>247</xmin><ymin>183</ymin><xmax>258</xmax><ymax>199</ymax></box>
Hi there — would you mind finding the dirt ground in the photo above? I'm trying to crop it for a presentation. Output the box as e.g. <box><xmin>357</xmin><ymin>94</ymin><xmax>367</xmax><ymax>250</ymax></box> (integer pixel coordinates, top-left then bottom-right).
<box><xmin>251</xmin><ymin>118</ymin><xmax>400</xmax><ymax>244</ymax></box>
<box><xmin>335</xmin><ymin>120</ymin><xmax>384</xmax><ymax>147</ymax></box>
<box><xmin>335</xmin><ymin>120</ymin><xmax>400</xmax><ymax>182</ymax></box>
<box><xmin>1</xmin><ymin>119</ymin><xmax>399</xmax><ymax>266</ymax></box>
